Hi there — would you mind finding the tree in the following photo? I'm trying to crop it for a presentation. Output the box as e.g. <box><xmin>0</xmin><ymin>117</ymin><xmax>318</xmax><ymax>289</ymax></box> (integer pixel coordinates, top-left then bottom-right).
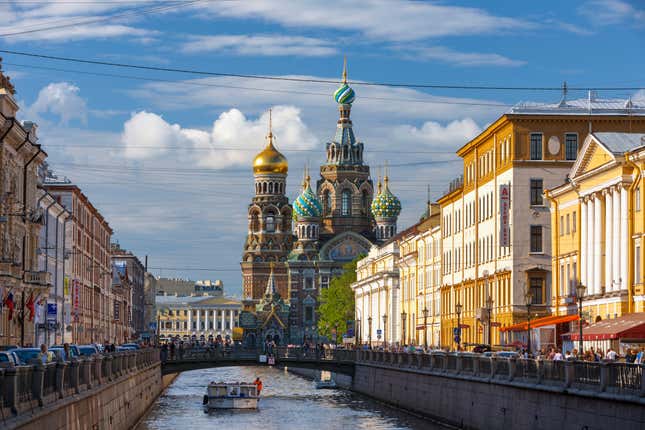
<box><xmin>317</xmin><ymin>258</ymin><xmax>361</xmax><ymax>343</ymax></box>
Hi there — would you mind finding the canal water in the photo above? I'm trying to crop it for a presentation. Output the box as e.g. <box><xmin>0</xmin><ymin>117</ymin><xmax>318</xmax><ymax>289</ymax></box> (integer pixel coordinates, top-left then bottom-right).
<box><xmin>137</xmin><ymin>366</ymin><xmax>447</xmax><ymax>430</ymax></box>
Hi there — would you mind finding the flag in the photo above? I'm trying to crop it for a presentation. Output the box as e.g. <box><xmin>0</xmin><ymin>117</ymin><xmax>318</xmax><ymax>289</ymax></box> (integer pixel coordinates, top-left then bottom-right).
<box><xmin>26</xmin><ymin>293</ymin><xmax>35</xmax><ymax>322</ymax></box>
<box><xmin>3</xmin><ymin>292</ymin><xmax>15</xmax><ymax>321</ymax></box>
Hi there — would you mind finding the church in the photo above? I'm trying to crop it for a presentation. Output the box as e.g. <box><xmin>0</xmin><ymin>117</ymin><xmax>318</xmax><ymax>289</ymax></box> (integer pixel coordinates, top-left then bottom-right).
<box><xmin>240</xmin><ymin>61</ymin><xmax>402</xmax><ymax>344</ymax></box>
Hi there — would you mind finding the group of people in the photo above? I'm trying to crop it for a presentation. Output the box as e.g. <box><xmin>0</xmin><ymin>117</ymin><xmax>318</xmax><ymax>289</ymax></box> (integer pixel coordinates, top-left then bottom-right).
<box><xmin>530</xmin><ymin>346</ymin><xmax>645</xmax><ymax>362</ymax></box>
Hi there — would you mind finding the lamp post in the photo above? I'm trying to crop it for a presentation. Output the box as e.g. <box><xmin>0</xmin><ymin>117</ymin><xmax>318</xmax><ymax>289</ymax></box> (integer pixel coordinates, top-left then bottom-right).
<box><xmin>367</xmin><ymin>316</ymin><xmax>372</xmax><ymax>346</ymax></box>
<box><xmin>455</xmin><ymin>302</ymin><xmax>462</xmax><ymax>350</ymax></box>
<box><xmin>401</xmin><ymin>311</ymin><xmax>407</xmax><ymax>346</ymax></box>
<box><xmin>485</xmin><ymin>295</ymin><xmax>494</xmax><ymax>347</ymax></box>
<box><xmin>576</xmin><ymin>283</ymin><xmax>586</xmax><ymax>356</ymax></box>
<box><xmin>422</xmin><ymin>307</ymin><xmax>429</xmax><ymax>349</ymax></box>
<box><xmin>382</xmin><ymin>314</ymin><xmax>388</xmax><ymax>349</ymax></box>
<box><xmin>356</xmin><ymin>318</ymin><xmax>361</xmax><ymax>346</ymax></box>
<box><xmin>525</xmin><ymin>289</ymin><xmax>533</xmax><ymax>356</ymax></box>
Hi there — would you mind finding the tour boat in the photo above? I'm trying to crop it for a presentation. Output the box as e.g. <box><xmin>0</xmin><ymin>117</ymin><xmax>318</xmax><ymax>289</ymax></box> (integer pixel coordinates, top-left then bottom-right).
<box><xmin>314</xmin><ymin>371</ymin><xmax>337</xmax><ymax>389</ymax></box>
<box><xmin>203</xmin><ymin>382</ymin><xmax>259</xmax><ymax>410</ymax></box>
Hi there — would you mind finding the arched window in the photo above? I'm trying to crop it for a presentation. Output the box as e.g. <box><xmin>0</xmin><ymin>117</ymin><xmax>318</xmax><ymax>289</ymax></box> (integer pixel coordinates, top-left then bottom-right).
<box><xmin>265</xmin><ymin>216</ymin><xmax>275</xmax><ymax>232</ymax></box>
<box><xmin>362</xmin><ymin>190</ymin><xmax>370</xmax><ymax>214</ymax></box>
<box><xmin>269</xmin><ymin>182</ymin><xmax>274</xmax><ymax>194</ymax></box>
<box><xmin>250</xmin><ymin>212</ymin><xmax>260</xmax><ymax>232</ymax></box>
<box><xmin>343</xmin><ymin>146</ymin><xmax>348</xmax><ymax>160</ymax></box>
<box><xmin>262</xmin><ymin>182</ymin><xmax>267</xmax><ymax>194</ymax></box>
<box><xmin>322</xmin><ymin>190</ymin><xmax>331</xmax><ymax>215</ymax></box>
<box><xmin>341</xmin><ymin>190</ymin><xmax>351</xmax><ymax>216</ymax></box>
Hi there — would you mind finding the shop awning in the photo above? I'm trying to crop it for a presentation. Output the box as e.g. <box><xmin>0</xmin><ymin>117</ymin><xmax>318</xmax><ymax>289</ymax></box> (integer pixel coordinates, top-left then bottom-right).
<box><xmin>500</xmin><ymin>314</ymin><xmax>579</xmax><ymax>332</ymax></box>
<box><xmin>569</xmin><ymin>313</ymin><xmax>645</xmax><ymax>341</ymax></box>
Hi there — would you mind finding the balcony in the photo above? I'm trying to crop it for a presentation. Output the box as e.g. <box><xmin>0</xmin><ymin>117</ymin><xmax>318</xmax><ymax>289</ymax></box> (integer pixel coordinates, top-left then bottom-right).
<box><xmin>24</xmin><ymin>270</ymin><xmax>52</xmax><ymax>286</ymax></box>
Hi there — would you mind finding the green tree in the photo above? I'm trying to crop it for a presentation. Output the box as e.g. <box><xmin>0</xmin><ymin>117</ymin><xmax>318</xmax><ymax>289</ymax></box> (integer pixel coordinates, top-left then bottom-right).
<box><xmin>317</xmin><ymin>258</ymin><xmax>361</xmax><ymax>343</ymax></box>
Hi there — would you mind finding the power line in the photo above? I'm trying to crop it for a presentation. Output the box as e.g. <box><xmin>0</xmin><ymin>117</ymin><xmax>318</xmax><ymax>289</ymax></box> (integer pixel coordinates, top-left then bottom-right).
<box><xmin>0</xmin><ymin>1</ymin><xmax>207</xmax><ymax>38</ymax></box>
<box><xmin>1</xmin><ymin>49</ymin><xmax>642</xmax><ymax>91</ymax></box>
<box><xmin>2</xmin><ymin>61</ymin><xmax>511</xmax><ymax>108</ymax></box>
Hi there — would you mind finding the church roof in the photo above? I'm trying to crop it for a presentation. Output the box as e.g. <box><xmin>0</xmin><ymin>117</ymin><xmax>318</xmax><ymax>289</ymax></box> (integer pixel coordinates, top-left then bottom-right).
<box><xmin>371</xmin><ymin>177</ymin><xmax>401</xmax><ymax>219</ymax></box>
<box><xmin>293</xmin><ymin>175</ymin><xmax>322</xmax><ymax>219</ymax></box>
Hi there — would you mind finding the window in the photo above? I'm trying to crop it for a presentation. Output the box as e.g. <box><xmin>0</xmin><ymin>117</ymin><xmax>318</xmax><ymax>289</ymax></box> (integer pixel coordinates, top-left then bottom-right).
<box><xmin>362</xmin><ymin>190</ymin><xmax>370</xmax><ymax>214</ymax></box>
<box><xmin>530</xmin><ymin>179</ymin><xmax>543</xmax><ymax>206</ymax></box>
<box><xmin>320</xmin><ymin>276</ymin><xmax>329</xmax><ymax>289</ymax></box>
<box><xmin>529</xmin><ymin>277</ymin><xmax>543</xmax><ymax>304</ymax></box>
<box><xmin>559</xmin><ymin>216</ymin><xmax>564</xmax><ymax>236</ymax></box>
<box><xmin>635</xmin><ymin>244</ymin><xmax>641</xmax><ymax>284</ymax></box>
<box><xmin>341</xmin><ymin>190</ymin><xmax>351</xmax><ymax>216</ymax></box>
<box><xmin>565</xmin><ymin>133</ymin><xmax>578</xmax><ymax>160</ymax></box>
<box><xmin>566</xmin><ymin>214</ymin><xmax>570</xmax><ymax>234</ymax></box>
<box><xmin>572</xmin><ymin>211</ymin><xmax>577</xmax><ymax>233</ymax></box>
<box><xmin>322</xmin><ymin>190</ymin><xmax>331</xmax><ymax>215</ymax></box>
<box><xmin>636</xmin><ymin>187</ymin><xmax>641</xmax><ymax>212</ymax></box>
<box><xmin>305</xmin><ymin>306</ymin><xmax>313</xmax><ymax>322</ymax></box>
<box><xmin>530</xmin><ymin>133</ymin><xmax>543</xmax><ymax>160</ymax></box>
<box><xmin>530</xmin><ymin>225</ymin><xmax>543</xmax><ymax>253</ymax></box>
<box><xmin>265</xmin><ymin>216</ymin><xmax>275</xmax><ymax>232</ymax></box>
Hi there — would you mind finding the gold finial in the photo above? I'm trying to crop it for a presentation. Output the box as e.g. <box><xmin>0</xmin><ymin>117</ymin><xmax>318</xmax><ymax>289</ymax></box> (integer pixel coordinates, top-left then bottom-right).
<box><xmin>267</xmin><ymin>108</ymin><xmax>274</xmax><ymax>141</ymax></box>
<box><xmin>269</xmin><ymin>261</ymin><xmax>275</xmax><ymax>271</ymax></box>
<box><xmin>377</xmin><ymin>173</ymin><xmax>382</xmax><ymax>194</ymax></box>
<box><xmin>342</xmin><ymin>56</ymin><xmax>348</xmax><ymax>84</ymax></box>
<box><xmin>302</xmin><ymin>165</ymin><xmax>310</xmax><ymax>190</ymax></box>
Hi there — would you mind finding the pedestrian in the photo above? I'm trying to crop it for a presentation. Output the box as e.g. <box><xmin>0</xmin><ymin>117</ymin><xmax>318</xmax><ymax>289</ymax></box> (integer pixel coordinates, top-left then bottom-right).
<box><xmin>62</xmin><ymin>343</ymin><xmax>71</xmax><ymax>361</ymax></box>
<box><xmin>553</xmin><ymin>349</ymin><xmax>564</xmax><ymax>361</ymax></box>
<box><xmin>605</xmin><ymin>348</ymin><xmax>617</xmax><ymax>361</ymax></box>
<box><xmin>254</xmin><ymin>377</ymin><xmax>263</xmax><ymax>396</ymax></box>
<box><xmin>38</xmin><ymin>344</ymin><xmax>50</xmax><ymax>364</ymax></box>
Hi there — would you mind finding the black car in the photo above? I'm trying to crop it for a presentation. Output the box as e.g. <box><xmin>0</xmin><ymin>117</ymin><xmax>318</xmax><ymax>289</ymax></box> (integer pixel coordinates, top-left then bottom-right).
<box><xmin>472</xmin><ymin>344</ymin><xmax>492</xmax><ymax>353</ymax></box>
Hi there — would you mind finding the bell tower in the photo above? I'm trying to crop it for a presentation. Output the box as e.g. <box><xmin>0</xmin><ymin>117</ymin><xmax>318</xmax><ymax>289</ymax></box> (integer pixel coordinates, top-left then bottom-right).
<box><xmin>241</xmin><ymin>110</ymin><xmax>292</xmax><ymax>301</ymax></box>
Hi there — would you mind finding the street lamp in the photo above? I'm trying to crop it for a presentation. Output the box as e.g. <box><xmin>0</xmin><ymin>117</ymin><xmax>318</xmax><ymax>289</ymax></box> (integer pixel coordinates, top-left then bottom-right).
<box><xmin>455</xmin><ymin>302</ymin><xmax>462</xmax><ymax>350</ymax></box>
<box><xmin>525</xmin><ymin>289</ymin><xmax>533</xmax><ymax>356</ymax></box>
<box><xmin>576</xmin><ymin>283</ymin><xmax>586</xmax><ymax>356</ymax></box>
<box><xmin>401</xmin><ymin>311</ymin><xmax>407</xmax><ymax>346</ymax></box>
<box><xmin>382</xmin><ymin>314</ymin><xmax>388</xmax><ymax>349</ymax></box>
<box><xmin>485</xmin><ymin>295</ymin><xmax>494</xmax><ymax>347</ymax></box>
<box><xmin>422</xmin><ymin>308</ymin><xmax>429</xmax><ymax>350</ymax></box>
<box><xmin>367</xmin><ymin>316</ymin><xmax>373</xmax><ymax>346</ymax></box>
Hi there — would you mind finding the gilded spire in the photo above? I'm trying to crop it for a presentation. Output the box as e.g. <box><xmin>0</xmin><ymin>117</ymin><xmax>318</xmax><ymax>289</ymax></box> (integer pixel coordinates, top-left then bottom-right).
<box><xmin>342</xmin><ymin>56</ymin><xmax>348</xmax><ymax>84</ymax></box>
<box><xmin>267</xmin><ymin>108</ymin><xmax>274</xmax><ymax>142</ymax></box>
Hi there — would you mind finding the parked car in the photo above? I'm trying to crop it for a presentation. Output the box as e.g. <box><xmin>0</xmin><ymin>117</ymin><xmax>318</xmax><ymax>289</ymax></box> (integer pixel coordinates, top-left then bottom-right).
<box><xmin>116</xmin><ymin>346</ymin><xmax>136</xmax><ymax>351</ymax></box>
<box><xmin>49</xmin><ymin>346</ymin><xmax>78</xmax><ymax>361</ymax></box>
<box><xmin>8</xmin><ymin>348</ymin><xmax>42</xmax><ymax>365</ymax></box>
<box><xmin>121</xmin><ymin>343</ymin><xmax>140</xmax><ymax>350</ymax></box>
<box><xmin>53</xmin><ymin>344</ymin><xmax>81</xmax><ymax>357</ymax></box>
<box><xmin>0</xmin><ymin>345</ymin><xmax>19</xmax><ymax>351</ymax></box>
<box><xmin>495</xmin><ymin>351</ymin><xmax>520</xmax><ymax>359</ymax></box>
<box><xmin>77</xmin><ymin>345</ymin><xmax>99</xmax><ymax>357</ymax></box>
<box><xmin>0</xmin><ymin>351</ymin><xmax>18</xmax><ymax>367</ymax></box>
<box><xmin>472</xmin><ymin>344</ymin><xmax>492</xmax><ymax>354</ymax></box>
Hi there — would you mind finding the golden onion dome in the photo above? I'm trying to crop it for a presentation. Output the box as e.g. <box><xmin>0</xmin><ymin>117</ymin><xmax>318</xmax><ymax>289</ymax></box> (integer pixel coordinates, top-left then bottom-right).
<box><xmin>253</xmin><ymin>109</ymin><xmax>288</xmax><ymax>174</ymax></box>
<box><xmin>253</xmin><ymin>139</ymin><xmax>288</xmax><ymax>174</ymax></box>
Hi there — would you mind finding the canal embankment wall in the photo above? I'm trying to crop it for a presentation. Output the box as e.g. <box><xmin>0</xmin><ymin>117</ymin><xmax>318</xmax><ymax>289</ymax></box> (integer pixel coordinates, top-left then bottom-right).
<box><xmin>283</xmin><ymin>366</ymin><xmax>352</xmax><ymax>389</ymax></box>
<box><xmin>2</xmin><ymin>350</ymin><xmax>162</xmax><ymax>430</ymax></box>
<box><xmin>352</xmin><ymin>363</ymin><xmax>645</xmax><ymax>430</ymax></box>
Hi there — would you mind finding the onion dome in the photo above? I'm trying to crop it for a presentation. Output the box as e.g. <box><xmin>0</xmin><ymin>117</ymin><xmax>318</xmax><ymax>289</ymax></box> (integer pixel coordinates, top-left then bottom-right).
<box><xmin>333</xmin><ymin>57</ymin><xmax>355</xmax><ymax>105</ymax></box>
<box><xmin>371</xmin><ymin>176</ymin><xmax>401</xmax><ymax>219</ymax></box>
<box><xmin>253</xmin><ymin>110</ymin><xmax>288</xmax><ymax>174</ymax></box>
<box><xmin>293</xmin><ymin>175</ymin><xmax>322</xmax><ymax>218</ymax></box>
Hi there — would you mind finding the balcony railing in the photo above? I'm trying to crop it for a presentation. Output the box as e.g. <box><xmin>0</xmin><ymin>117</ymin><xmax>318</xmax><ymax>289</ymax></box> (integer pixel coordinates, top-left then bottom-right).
<box><xmin>24</xmin><ymin>271</ymin><xmax>52</xmax><ymax>286</ymax></box>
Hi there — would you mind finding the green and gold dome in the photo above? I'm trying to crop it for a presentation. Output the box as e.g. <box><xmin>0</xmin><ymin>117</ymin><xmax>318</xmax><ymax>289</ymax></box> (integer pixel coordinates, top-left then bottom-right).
<box><xmin>293</xmin><ymin>175</ymin><xmax>323</xmax><ymax>219</ymax></box>
<box><xmin>371</xmin><ymin>177</ymin><xmax>401</xmax><ymax>219</ymax></box>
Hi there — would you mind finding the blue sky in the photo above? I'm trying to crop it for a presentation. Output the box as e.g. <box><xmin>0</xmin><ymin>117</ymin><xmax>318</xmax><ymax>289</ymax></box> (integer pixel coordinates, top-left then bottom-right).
<box><xmin>1</xmin><ymin>0</ymin><xmax>643</xmax><ymax>297</ymax></box>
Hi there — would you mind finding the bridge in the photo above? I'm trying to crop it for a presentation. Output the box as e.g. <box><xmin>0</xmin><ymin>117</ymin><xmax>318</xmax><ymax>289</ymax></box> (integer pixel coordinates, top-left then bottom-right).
<box><xmin>160</xmin><ymin>347</ymin><xmax>356</xmax><ymax>376</ymax></box>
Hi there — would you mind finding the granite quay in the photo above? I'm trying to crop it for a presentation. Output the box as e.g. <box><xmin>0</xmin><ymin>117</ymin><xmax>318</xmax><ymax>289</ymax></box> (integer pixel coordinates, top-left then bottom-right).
<box><xmin>0</xmin><ymin>348</ymin><xmax>161</xmax><ymax>430</ymax></box>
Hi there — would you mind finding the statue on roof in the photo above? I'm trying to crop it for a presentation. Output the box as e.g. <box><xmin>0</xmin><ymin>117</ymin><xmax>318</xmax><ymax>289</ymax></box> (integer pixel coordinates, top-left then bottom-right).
<box><xmin>0</xmin><ymin>58</ymin><xmax>16</xmax><ymax>95</ymax></box>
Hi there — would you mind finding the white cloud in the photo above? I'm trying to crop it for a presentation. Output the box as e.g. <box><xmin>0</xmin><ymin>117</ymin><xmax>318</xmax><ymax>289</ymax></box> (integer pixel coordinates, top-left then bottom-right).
<box><xmin>25</xmin><ymin>82</ymin><xmax>88</xmax><ymax>125</ymax></box>
<box><xmin>121</xmin><ymin>106</ymin><xmax>318</xmax><ymax>168</ymax></box>
<box><xmin>181</xmin><ymin>34</ymin><xmax>337</xmax><ymax>57</ymax></box>
<box><xmin>391</xmin><ymin>118</ymin><xmax>481</xmax><ymax>149</ymax></box>
<box><xmin>578</xmin><ymin>0</ymin><xmax>645</xmax><ymax>25</ymax></box>
<box><xmin>196</xmin><ymin>0</ymin><xmax>532</xmax><ymax>42</ymax></box>
<box><xmin>397</xmin><ymin>46</ymin><xmax>525</xmax><ymax>67</ymax></box>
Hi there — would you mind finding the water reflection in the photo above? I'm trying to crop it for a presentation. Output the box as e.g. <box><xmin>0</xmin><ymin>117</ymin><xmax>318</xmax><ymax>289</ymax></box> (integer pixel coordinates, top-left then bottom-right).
<box><xmin>138</xmin><ymin>366</ymin><xmax>445</xmax><ymax>430</ymax></box>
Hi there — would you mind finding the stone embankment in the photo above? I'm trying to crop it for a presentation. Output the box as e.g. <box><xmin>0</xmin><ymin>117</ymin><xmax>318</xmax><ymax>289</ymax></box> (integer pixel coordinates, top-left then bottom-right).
<box><xmin>0</xmin><ymin>348</ymin><xmax>162</xmax><ymax>430</ymax></box>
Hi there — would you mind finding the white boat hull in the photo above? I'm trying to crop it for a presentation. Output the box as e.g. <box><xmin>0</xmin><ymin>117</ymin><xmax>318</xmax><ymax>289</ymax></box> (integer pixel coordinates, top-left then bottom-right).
<box><xmin>206</xmin><ymin>397</ymin><xmax>258</xmax><ymax>409</ymax></box>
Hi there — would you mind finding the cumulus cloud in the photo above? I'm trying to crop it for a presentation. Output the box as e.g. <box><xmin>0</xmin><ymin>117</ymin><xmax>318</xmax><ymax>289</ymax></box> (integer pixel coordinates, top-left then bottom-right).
<box><xmin>578</xmin><ymin>0</ymin><xmax>645</xmax><ymax>26</ymax></box>
<box><xmin>181</xmin><ymin>34</ymin><xmax>337</xmax><ymax>57</ymax></box>
<box><xmin>25</xmin><ymin>82</ymin><xmax>88</xmax><ymax>125</ymax></box>
<box><xmin>121</xmin><ymin>106</ymin><xmax>318</xmax><ymax>168</ymax></box>
<box><xmin>391</xmin><ymin>118</ymin><xmax>481</xmax><ymax>149</ymax></box>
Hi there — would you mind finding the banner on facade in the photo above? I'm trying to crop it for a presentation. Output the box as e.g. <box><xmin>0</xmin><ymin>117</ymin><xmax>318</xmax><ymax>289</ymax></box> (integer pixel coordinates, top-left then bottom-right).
<box><xmin>73</xmin><ymin>279</ymin><xmax>80</xmax><ymax>322</ymax></box>
<box><xmin>47</xmin><ymin>303</ymin><xmax>57</xmax><ymax>323</ymax></box>
<box><xmin>499</xmin><ymin>184</ymin><xmax>511</xmax><ymax>247</ymax></box>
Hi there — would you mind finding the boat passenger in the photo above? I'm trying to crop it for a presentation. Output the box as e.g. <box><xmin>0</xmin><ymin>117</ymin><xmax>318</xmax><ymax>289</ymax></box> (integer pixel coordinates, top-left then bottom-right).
<box><xmin>254</xmin><ymin>377</ymin><xmax>263</xmax><ymax>396</ymax></box>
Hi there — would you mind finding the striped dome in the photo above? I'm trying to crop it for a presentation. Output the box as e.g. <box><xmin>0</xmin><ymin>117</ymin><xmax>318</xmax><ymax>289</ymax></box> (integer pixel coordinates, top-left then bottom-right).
<box><xmin>371</xmin><ymin>178</ymin><xmax>401</xmax><ymax>219</ymax></box>
<box><xmin>334</xmin><ymin>83</ymin><xmax>355</xmax><ymax>105</ymax></box>
<box><xmin>293</xmin><ymin>181</ymin><xmax>322</xmax><ymax>219</ymax></box>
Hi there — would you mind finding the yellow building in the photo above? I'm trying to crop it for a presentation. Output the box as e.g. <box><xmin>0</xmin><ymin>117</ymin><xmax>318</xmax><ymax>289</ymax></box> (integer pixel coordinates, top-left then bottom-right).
<box><xmin>397</xmin><ymin>204</ymin><xmax>440</xmax><ymax>347</ymax></box>
<box><xmin>547</xmin><ymin>132</ymin><xmax>645</xmax><ymax>322</ymax></box>
<box><xmin>437</xmin><ymin>95</ymin><xmax>645</xmax><ymax>351</ymax></box>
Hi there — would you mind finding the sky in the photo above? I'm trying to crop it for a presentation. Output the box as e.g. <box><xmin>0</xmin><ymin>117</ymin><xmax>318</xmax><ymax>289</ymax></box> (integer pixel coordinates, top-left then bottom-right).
<box><xmin>1</xmin><ymin>0</ymin><xmax>644</xmax><ymax>297</ymax></box>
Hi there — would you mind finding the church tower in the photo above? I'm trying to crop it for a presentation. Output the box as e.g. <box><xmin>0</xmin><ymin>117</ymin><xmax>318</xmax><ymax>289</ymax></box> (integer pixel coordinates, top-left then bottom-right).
<box><xmin>371</xmin><ymin>175</ymin><xmax>401</xmax><ymax>241</ymax></box>
<box><xmin>317</xmin><ymin>59</ymin><xmax>374</xmax><ymax>237</ymax></box>
<box><xmin>291</xmin><ymin>168</ymin><xmax>323</xmax><ymax>260</ymax></box>
<box><xmin>241</xmin><ymin>111</ymin><xmax>292</xmax><ymax>301</ymax></box>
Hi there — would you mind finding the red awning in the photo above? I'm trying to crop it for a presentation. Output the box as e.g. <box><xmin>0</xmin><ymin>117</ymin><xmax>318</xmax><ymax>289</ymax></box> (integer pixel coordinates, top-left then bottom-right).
<box><xmin>569</xmin><ymin>313</ymin><xmax>645</xmax><ymax>341</ymax></box>
<box><xmin>500</xmin><ymin>314</ymin><xmax>579</xmax><ymax>332</ymax></box>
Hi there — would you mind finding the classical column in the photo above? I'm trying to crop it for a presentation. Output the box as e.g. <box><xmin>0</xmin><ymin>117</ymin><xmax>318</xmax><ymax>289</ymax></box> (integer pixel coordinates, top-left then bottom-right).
<box><xmin>620</xmin><ymin>186</ymin><xmax>629</xmax><ymax>291</ymax></box>
<box><xmin>612</xmin><ymin>187</ymin><xmax>621</xmax><ymax>291</ymax></box>
<box><xmin>212</xmin><ymin>309</ymin><xmax>217</xmax><ymax>333</ymax></box>
<box><xmin>587</xmin><ymin>197</ymin><xmax>595</xmax><ymax>294</ymax></box>
<box><xmin>188</xmin><ymin>308</ymin><xmax>192</xmax><ymax>333</ymax></box>
<box><xmin>580</xmin><ymin>199</ymin><xmax>588</xmax><ymax>286</ymax></box>
<box><xmin>196</xmin><ymin>310</ymin><xmax>201</xmax><ymax>334</ymax></box>
<box><xmin>221</xmin><ymin>309</ymin><xmax>226</xmax><ymax>333</ymax></box>
<box><xmin>594</xmin><ymin>194</ymin><xmax>603</xmax><ymax>296</ymax></box>
<box><xmin>229</xmin><ymin>309</ymin><xmax>234</xmax><ymax>331</ymax></box>
<box><xmin>605</xmin><ymin>189</ymin><xmax>613</xmax><ymax>293</ymax></box>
